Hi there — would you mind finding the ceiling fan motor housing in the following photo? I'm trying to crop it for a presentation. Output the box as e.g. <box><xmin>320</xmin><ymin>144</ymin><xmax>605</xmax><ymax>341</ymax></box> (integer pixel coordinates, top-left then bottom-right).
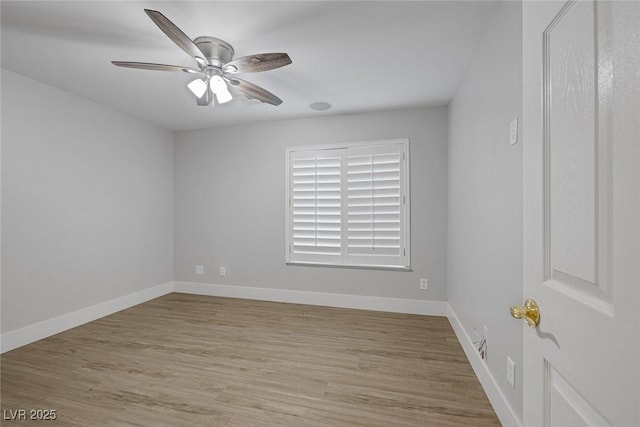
<box><xmin>194</xmin><ymin>36</ymin><xmax>234</xmax><ymax>67</ymax></box>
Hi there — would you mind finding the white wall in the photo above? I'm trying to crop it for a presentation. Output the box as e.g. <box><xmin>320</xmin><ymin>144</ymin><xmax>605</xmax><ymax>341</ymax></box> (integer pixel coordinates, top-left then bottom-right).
<box><xmin>174</xmin><ymin>107</ymin><xmax>448</xmax><ymax>301</ymax></box>
<box><xmin>447</xmin><ymin>0</ymin><xmax>523</xmax><ymax>422</ymax></box>
<box><xmin>1</xmin><ymin>70</ymin><xmax>174</xmax><ymax>333</ymax></box>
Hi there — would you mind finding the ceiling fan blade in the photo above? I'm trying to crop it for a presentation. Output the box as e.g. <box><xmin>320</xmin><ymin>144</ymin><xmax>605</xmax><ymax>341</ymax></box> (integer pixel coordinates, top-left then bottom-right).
<box><xmin>225</xmin><ymin>77</ymin><xmax>283</xmax><ymax>106</ymax></box>
<box><xmin>224</xmin><ymin>53</ymin><xmax>292</xmax><ymax>74</ymax></box>
<box><xmin>111</xmin><ymin>61</ymin><xmax>200</xmax><ymax>73</ymax></box>
<box><xmin>144</xmin><ymin>9</ymin><xmax>207</xmax><ymax>67</ymax></box>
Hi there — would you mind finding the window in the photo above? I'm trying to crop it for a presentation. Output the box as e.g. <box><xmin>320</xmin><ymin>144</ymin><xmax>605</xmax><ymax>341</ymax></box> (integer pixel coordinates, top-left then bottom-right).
<box><xmin>286</xmin><ymin>139</ymin><xmax>410</xmax><ymax>269</ymax></box>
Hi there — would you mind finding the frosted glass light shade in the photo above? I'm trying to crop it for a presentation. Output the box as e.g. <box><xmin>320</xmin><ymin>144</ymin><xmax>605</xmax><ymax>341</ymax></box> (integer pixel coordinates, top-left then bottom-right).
<box><xmin>210</xmin><ymin>75</ymin><xmax>233</xmax><ymax>104</ymax></box>
<box><xmin>187</xmin><ymin>79</ymin><xmax>208</xmax><ymax>98</ymax></box>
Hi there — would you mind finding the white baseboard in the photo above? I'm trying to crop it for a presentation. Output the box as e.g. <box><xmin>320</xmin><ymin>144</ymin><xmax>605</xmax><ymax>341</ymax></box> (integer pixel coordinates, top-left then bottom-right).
<box><xmin>1</xmin><ymin>281</ymin><xmax>446</xmax><ymax>353</ymax></box>
<box><xmin>174</xmin><ymin>281</ymin><xmax>448</xmax><ymax>316</ymax></box>
<box><xmin>447</xmin><ymin>305</ymin><xmax>522</xmax><ymax>427</ymax></box>
<box><xmin>0</xmin><ymin>281</ymin><xmax>174</xmax><ymax>353</ymax></box>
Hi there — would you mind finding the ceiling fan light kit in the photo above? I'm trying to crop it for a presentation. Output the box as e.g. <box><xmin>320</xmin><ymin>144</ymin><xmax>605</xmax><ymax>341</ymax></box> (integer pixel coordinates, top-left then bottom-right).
<box><xmin>112</xmin><ymin>9</ymin><xmax>291</xmax><ymax>108</ymax></box>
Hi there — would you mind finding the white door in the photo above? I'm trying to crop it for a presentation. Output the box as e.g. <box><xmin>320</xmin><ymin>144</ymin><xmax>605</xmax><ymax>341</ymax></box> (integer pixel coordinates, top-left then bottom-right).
<box><xmin>521</xmin><ymin>0</ymin><xmax>639</xmax><ymax>426</ymax></box>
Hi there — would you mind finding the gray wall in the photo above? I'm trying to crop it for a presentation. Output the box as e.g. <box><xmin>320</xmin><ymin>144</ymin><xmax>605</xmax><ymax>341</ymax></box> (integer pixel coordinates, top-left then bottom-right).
<box><xmin>174</xmin><ymin>107</ymin><xmax>448</xmax><ymax>301</ymax></box>
<box><xmin>1</xmin><ymin>70</ymin><xmax>174</xmax><ymax>333</ymax></box>
<box><xmin>447</xmin><ymin>0</ymin><xmax>523</xmax><ymax>420</ymax></box>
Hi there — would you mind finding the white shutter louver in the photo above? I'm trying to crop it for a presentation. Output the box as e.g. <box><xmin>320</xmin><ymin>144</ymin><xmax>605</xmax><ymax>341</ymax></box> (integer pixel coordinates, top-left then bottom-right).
<box><xmin>346</xmin><ymin>145</ymin><xmax>404</xmax><ymax>265</ymax></box>
<box><xmin>290</xmin><ymin>150</ymin><xmax>342</xmax><ymax>262</ymax></box>
<box><xmin>286</xmin><ymin>140</ymin><xmax>408</xmax><ymax>268</ymax></box>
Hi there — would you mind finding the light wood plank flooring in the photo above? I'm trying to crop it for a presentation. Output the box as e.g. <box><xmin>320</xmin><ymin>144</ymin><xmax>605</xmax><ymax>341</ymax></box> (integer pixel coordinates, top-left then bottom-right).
<box><xmin>1</xmin><ymin>293</ymin><xmax>499</xmax><ymax>426</ymax></box>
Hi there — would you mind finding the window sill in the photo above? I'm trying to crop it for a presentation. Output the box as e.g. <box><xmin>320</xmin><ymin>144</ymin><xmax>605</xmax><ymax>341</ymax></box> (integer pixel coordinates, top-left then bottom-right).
<box><xmin>286</xmin><ymin>261</ymin><xmax>412</xmax><ymax>272</ymax></box>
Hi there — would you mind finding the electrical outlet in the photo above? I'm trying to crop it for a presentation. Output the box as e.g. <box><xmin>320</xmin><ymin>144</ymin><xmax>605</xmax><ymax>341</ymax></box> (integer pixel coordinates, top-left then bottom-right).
<box><xmin>195</xmin><ymin>265</ymin><xmax>204</xmax><ymax>275</ymax></box>
<box><xmin>219</xmin><ymin>266</ymin><xmax>226</xmax><ymax>277</ymax></box>
<box><xmin>507</xmin><ymin>357</ymin><xmax>516</xmax><ymax>388</ymax></box>
<box><xmin>419</xmin><ymin>278</ymin><xmax>428</xmax><ymax>290</ymax></box>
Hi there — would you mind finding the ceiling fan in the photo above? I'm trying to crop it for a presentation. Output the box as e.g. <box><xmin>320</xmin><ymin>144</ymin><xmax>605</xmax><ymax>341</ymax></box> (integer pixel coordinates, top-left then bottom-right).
<box><xmin>112</xmin><ymin>9</ymin><xmax>292</xmax><ymax>107</ymax></box>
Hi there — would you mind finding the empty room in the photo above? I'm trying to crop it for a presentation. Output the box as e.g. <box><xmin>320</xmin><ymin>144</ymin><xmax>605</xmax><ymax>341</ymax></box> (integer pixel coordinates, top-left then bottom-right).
<box><xmin>1</xmin><ymin>1</ymin><xmax>638</xmax><ymax>426</ymax></box>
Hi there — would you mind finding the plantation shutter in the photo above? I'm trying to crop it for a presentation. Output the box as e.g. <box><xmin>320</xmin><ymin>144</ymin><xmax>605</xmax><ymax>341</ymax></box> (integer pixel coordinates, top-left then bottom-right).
<box><xmin>286</xmin><ymin>140</ymin><xmax>409</xmax><ymax>268</ymax></box>
<box><xmin>288</xmin><ymin>149</ymin><xmax>343</xmax><ymax>263</ymax></box>
<box><xmin>345</xmin><ymin>144</ymin><xmax>406</xmax><ymax>266</ymax></box>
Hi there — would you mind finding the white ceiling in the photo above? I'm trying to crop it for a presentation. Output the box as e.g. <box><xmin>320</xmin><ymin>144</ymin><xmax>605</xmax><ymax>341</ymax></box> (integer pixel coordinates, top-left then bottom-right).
<box><xmin>1</xmin><ymin>1</ymin><xmax>498</xmax><ymax>131</ymax></box>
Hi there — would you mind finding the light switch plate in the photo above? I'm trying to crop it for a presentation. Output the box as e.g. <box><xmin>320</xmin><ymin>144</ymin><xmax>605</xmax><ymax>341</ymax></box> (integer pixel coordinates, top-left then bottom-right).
<box><xmin>195</xmin><ymin>265</ymin><xmax>204</xmax><ymax>275</ymax></box>
<box><xmin>509</xmin><ymin>118</ymin><xmax>519</xmax><ymax>145</ymax></box>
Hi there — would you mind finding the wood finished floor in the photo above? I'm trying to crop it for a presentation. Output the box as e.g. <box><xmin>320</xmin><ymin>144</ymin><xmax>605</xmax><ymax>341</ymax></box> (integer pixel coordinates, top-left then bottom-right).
<box><xmin>1</xmin><ymin>294</ymin><xmax>499</xmax><ymax>426</ymax></box>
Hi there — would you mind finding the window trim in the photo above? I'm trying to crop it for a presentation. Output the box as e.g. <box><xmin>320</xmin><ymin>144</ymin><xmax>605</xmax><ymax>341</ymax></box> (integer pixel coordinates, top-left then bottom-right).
<box><xmin>285</xmin><ymin>138</ymin><xmax>411</xmax><ymax>270</ymax></box>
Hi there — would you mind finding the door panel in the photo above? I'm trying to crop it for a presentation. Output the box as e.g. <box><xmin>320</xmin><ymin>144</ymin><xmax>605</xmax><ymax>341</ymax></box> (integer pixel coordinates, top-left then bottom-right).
<box><xmin>547</xmin><ymin>0</ymin><xmax>597</xmax><ymax>287</ymax></box>
<box><xmin>522</xmin><ymin>1</ymin><xmax>639</xmax><ymax>426</ymax></box>
<box><xmin>546</xmin><ymin>361</ymin><xmax>611</xmax><ymax>426</ymax></box>
<box><xmin>544</xmin><ymin>0</ymin><xmax>612</xmax><ymax>313</ymax></box>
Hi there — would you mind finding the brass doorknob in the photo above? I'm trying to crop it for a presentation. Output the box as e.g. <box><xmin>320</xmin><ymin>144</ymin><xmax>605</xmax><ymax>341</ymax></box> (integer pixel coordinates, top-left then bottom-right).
<box><xmin>510</xmin><ymin>298</ymin><xmax>540</xmax><ymax>328</ymax></box>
